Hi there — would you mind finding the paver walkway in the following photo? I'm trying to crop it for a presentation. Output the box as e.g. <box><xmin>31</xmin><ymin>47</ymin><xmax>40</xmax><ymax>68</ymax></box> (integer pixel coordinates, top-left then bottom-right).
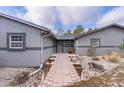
<box><xmin>39</xmin><ymin>53</ymin><xmax>80</xmax><ymax>87</ymax></box>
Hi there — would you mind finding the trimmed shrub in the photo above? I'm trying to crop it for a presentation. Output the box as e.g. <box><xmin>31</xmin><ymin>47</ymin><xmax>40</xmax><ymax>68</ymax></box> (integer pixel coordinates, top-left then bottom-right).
<box><xmin>104</xmin><ymin>51</ymin><xmax>120</xmax><ymax>63</ymax></box>
<box><xmin>87</xmin><ymin>47</ymin><xmax>96</xmax><ymax>57</ymax></box>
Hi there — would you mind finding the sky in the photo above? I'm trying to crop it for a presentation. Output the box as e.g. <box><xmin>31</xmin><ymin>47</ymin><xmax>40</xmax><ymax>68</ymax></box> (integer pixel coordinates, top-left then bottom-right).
<box><xmin>0</xmin><ymin>6</ymin><xmax>123</xmax><ymax>33</ymax></box>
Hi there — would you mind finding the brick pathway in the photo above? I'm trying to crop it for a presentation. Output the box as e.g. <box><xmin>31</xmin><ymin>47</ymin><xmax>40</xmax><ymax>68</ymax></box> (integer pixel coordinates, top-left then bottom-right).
<box><xmin>39</xmin><ymin>54</ymin><xmax>80</xmax><ymax>87</ymax></box>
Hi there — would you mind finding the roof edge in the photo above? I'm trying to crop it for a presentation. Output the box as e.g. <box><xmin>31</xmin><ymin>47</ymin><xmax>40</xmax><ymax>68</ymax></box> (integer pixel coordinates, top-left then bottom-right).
<box><xmin>0</xmin><ymin>13</ymin><xmax>49</xmax><ymax>32</ymax></box>
<box><xmin>74</xmin><ymin>23</ymin><xmax>124</xmax><ymax>39</ymax></box>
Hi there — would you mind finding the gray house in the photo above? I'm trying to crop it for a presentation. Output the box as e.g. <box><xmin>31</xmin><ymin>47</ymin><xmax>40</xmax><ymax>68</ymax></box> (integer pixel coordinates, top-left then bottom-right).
<box><xmin>0</xmin><ymin>13</ymin><xmax>124</xmax><ymax>67</ymax></box>
<box><xmin>74</xmin><ymin>24</ymin><xmax>124</xmax><ymax>56</ymax></box>
<box><xmin>0</xmin><ymin>13</ymin><xmax>55</xmax><ymax>67</ymax></box>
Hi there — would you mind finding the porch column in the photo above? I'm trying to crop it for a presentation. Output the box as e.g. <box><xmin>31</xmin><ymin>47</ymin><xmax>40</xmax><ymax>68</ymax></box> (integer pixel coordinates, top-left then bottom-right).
<box><xmin>75</xmin><ymin>40</ymin><xmax>79</xmax><ymax>54</ymax></box>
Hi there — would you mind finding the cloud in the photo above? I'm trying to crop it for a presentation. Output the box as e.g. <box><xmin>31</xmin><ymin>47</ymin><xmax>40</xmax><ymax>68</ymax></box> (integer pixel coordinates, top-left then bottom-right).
<box><xmin>23</xmin><ymin>6</ymin><xmax>57</xmax><ymax>26</ymax></box>
<box><xmin>56</xmin><ymin>6</ymin><xmax>101</xmax><ymax>25</ymax></box>
<box><xmin>96</xmin><ymin>6</ymin><xmax>124</xmax><ymax>27</ymax></box>
<box><xmin>19</xmin><ymin>6</ymin><xmax>101</xmax><ymax>33</ymax></box>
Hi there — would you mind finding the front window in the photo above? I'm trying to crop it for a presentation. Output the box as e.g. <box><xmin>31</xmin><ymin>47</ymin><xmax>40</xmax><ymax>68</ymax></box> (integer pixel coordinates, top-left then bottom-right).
<box><xmin>65</xmin><ymin>41</ymin><xmax>72</xmax><ymax>47</ymax></box>
<box><xmin>8</xmin><ymin>33</ymin><xmax>25</xmax><ymax>50</ymax></box>
<box><xmin>91</xmin><ymin>38</ymin><xmax>100</xmax><ymax>47</ymax></box>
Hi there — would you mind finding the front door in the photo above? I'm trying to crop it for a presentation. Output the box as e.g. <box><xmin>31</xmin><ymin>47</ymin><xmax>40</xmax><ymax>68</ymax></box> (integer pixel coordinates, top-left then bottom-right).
<box><xmin>57</xmin><ymin>41</ymin><xmax>63</xmax><ymax>53</ymax></box>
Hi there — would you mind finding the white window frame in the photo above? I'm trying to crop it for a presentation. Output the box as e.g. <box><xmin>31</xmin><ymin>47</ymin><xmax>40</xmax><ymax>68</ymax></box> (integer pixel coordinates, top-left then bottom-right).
<box><xmin>65</xmin><ymin>41</ymin><xmax>72</xmax><ymax>47</ymax></box>
<box><xmin>9</xmin><ymin>35</ymin><xmax>24</xmax><ymax>49</ymax></box>
<box><xmin>91</xmin><ymin>38</ymin><xmax>100</xmax><ymax>47</ymax></box>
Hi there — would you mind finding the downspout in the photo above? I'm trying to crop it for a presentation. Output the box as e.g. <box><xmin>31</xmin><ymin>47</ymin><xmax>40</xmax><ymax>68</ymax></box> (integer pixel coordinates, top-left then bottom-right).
<box><xmin>76</xmin><ymin>39</ymin><xmax>79</xmax><ymax>54</ymax></box>
<box><xmin>29</xmin><ymin>30</ymin><xmax>51</xmax><ymax>76</ymax></box>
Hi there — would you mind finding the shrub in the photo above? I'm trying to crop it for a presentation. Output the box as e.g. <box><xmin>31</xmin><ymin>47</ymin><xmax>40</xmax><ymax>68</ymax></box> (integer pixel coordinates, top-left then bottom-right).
<box><xmin>68</xmin><ymin>47</ymin><xmax>76</xmax><ymax>54</ymax></box>
<box><xmin>118</xmin><ymin>43</ymin><xmax>124</xmax><ymax>50</ymax></box>
<box><xmin>104</xmin><ymin>51</ymin><xmax>120</xmax><ymax>63</ymax></box>
<box><xmin>87</xmin><ymin>47</ymin><xmax>96</xmax><ymax>57</ymax></box>
<box><xmin>92</xmin><ymin>56</ymin><xmax>100</xmax><ymax>61</ymax></box>
<box><xmin>118</xmin><ymin>43</ymin><xmax>124</xmax><ymax>57</ymax></box>
<box><xmin>10</xmin><ymin>71</ymin><xmax>30</xmax><ymax>86</ymax></box>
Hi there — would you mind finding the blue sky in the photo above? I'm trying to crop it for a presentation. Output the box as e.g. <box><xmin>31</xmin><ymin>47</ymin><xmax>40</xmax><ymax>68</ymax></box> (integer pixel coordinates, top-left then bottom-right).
<box><xmin>0</xmin><ymin>6</ymin><xmax>123</xmax><ymax>33</ymax></box>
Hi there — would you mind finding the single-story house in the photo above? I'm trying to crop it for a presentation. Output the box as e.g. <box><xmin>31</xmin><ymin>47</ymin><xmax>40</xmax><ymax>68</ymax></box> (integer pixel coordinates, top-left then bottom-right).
<box><xmin>0</xmin><ymin>13</ymin><xmax>124</xmax><ymax>67</ymax></box>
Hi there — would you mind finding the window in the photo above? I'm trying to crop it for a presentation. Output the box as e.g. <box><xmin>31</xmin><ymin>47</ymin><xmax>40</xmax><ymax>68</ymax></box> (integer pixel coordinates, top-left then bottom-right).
<box><xmin>65</xmin><ymin>41</ymin><xmax>72</xmax><ymax>47</ymax></box>
<box><xmin>7</xmin><ymin>33</ymin><xmax>25</xmax><ymax>50</ymax></box>
<box><xmin>91</xmin><ymin>38</ymin><xmax>100</xmax><ymax>47</ymax></box>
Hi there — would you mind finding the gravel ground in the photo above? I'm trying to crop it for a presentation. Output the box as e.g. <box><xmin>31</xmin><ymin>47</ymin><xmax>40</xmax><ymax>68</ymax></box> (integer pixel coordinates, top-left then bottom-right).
<box><xmin>0</xmin><ymin>64</ymin><xmax>51</xmax><ymax>87</ymax></box>
<box><xmin>67</xmin><ymin>56</ymin><xmax>124</xmax><ymax>87</ymax></box>
<box><xmin>0</xmin><ymin>67</ymin><xmax>43</xmax><ymax>87</ymax></box>
<box><xmin>68</xmin><ymin>62</ymin><xmax>124</xmax><ymax>87</ymax></box>
<box><xmin>79</xmin><ymin>56</ymin><xmax>119</xmax><ymax>79</ymax></box>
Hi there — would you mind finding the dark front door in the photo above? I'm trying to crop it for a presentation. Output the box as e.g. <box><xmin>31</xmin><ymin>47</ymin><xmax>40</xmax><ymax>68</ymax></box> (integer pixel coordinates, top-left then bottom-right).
<box><xmin>57</xmin><ymin>41</ymin><xmax>63</xmax><ymax>53</ymax></box>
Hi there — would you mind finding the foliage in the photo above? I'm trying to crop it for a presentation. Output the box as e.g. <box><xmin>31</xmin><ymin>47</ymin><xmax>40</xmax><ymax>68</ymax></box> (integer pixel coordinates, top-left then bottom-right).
<box><xmin>118</xmin><ymin>44</ymin><xmax>124</xmax><ymax>57</ymax></box>
<box><xmin>87</xmin><ymin>28</ymin><xmax>93</xmax><ymax>32</ymax></box>
<box><xmin>73</xmin><ymin>25</ymin><xmax>85</xmax><ymax>35</ymax></box>
<box><xmin>64</xmin><ymin>30</ymin><xmax>72</xmax><ymax>34</ymax></box>
<box><xmin>104</xmin><ymin>51</ymin><xmax>120</xmax><ymax>63</ymax></box>
<box><xmin>118</xmin><ymin>43</ymin><xmax>124</xmax><ymax>50</ymax></box>
<box><xmin>87</xmin><ymin>47</ymin><xmax>96</xmax><ymax>57</ymax></box>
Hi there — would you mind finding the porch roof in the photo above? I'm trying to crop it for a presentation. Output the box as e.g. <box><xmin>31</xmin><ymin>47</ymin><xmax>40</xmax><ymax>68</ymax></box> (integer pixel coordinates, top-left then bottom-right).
<box><xmin>54</xmin><ymin>34</ymin><xmax>77</xmax><ymax>40</ymax></box>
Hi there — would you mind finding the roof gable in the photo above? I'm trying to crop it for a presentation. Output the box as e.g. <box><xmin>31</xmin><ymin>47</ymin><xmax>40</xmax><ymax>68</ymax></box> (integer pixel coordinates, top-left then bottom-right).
<box><xmin>0</xmin><ymin>13</ymin><xmax>50</xmax><ymax>33</ymax></box>
<box><xmin>74</xmin><ymin>23</ymin><xmax>124</xmax><ymax>39</ymax></box>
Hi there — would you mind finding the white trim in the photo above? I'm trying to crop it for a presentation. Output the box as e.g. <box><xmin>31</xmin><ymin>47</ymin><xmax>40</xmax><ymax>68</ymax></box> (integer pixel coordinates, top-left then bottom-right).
<box><xmin>91</xmin><ymin>39</ymin><xmax>100</xmax><ymax>47</ymax></box>
<box><xmin>29</xmin><ymin>32</ymin><xmax>51</xmax><ymax>76</ymax></box>
<box><xmin>9</xmin><ymin>35</ymin><xmax>23</xmax><ymax>49</ymax></box>
<box><xmin>65</xmin><ymin>41</ymin><xmax>72</xmax><ymax>47</ymax></box>
<box><xmin>76</xmin><ymin>40</ymin><xmax>79</xmax><ymax>54</ymax></box>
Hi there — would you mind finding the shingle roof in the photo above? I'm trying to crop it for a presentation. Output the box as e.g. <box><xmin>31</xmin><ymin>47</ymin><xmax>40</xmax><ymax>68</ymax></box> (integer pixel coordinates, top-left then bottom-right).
<box><xmin>54</xmin><ymin>34</ymin><xmax>77</xmax><ymax>40</ymax></box>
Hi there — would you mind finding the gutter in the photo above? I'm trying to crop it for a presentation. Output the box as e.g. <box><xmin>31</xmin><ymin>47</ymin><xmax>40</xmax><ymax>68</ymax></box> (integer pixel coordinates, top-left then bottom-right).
<box><xmin>29</xmin><ymin>30</ymin><xmax>51</xmax><ymax>76</ymax></box>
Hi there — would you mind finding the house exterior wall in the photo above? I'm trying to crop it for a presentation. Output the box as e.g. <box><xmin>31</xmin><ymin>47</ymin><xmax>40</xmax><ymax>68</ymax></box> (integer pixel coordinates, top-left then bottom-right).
<box><xmin>63</xmin><ymin>40</ymin><xmax>74</xmax><ymax>53</ymax></box>
<box><xmin>0</xmin><ymin>16</ymin><xmax>53</xmax><ymax>67</ymax></box>
<box><xmin>56</xmin><ymin>40</ymin><xmax>74</xmax><ymax>53</ymax></box>
<box><xmin>76</xmin><ymin>26</ymin><xmax>124</xmax><ymax>56</ymax></box>
<box><xmin>43</xmin><ymin>37</ymin><xmax>55</xmax><ymax>63</ymax></box>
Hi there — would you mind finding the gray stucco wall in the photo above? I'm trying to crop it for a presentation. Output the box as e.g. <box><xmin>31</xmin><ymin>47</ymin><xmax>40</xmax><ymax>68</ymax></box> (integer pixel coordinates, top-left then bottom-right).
<box><xmin>76</xmin><ymin>26</ymin><xmax>124</xmax><ymax>56</ymax></box>
<box><xmin>43</xmin><ymin>37</ymin><xmax>55</xmax><ymax>63</ymax></box>
<box><xmin>0</xmin><ymin>16</ymin><xmax>46</xmax><ymax>67</ymax></box>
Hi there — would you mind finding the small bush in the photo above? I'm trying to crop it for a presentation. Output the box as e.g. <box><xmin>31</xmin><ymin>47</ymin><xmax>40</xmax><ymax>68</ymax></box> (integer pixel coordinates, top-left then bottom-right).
<box><xmin>92</xmin><ymin>56</ymin><xmax>100</xmax><ymax>61</ymax></box>
<box><xmin>118</xmin><ymin>43</ymin><xmax>124</xmax><ymax>50</ymax></box>
<box><xmin>118</xmin><ymin>43</ymin><xmax>124</xmax><ymax>58</ymax></box>
<box><xmin>104</xmin><ymin>51</ymin><xmax>120</xmax><ymax>63</ymax></box>
<box><xmin>68</xmin><ymin>47</ymin><xmax>76</xmax><ymax>54</ymax></box>
<box><xmin>10</xmin><ymin>71</ymin><xmax>30</xmax><ymax>86</ymax></box>
<box><xmin>87</xmin><ymin>47</ymin><xmax>96</xmax><ymax>57</ymax></box>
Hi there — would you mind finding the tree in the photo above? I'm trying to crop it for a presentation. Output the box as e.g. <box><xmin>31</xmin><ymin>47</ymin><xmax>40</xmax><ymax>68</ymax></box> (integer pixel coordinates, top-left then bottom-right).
<box><xmin>87</xmin><ymin>28</ymin><xmax>93</xmax><ymax>32</ymax></box>
<box><xmin>73</xmin><ymin>25</ymin><xmax>85</xmax><ymax>35</ymax></box>
<box><xmin>64</xmin><ymin>30</ymin><xmax>72</xmax><ymax>35</ymax></box>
